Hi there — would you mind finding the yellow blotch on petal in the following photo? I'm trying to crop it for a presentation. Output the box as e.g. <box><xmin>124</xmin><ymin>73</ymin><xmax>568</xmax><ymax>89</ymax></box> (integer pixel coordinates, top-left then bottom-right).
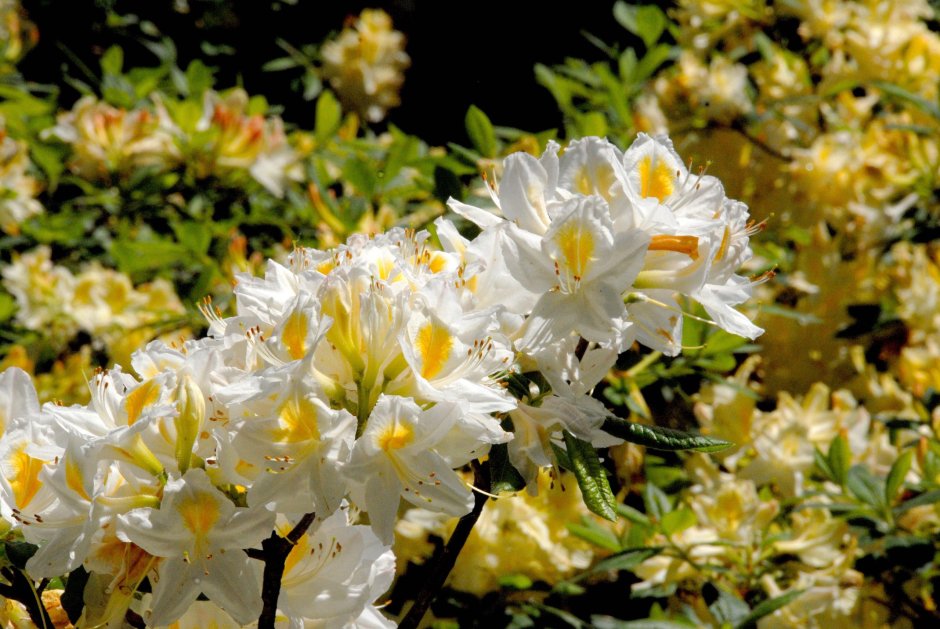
<box><xmin>276</xmin><ymin>396</ymin><xmax>320</xmax><ymax>442</ymax></box>
<box><xmin>282</xmin><ymin>310</ymin><xmax>309</xmax><ymax>361</ymax></box>
<box><xmin>176</xmin><ymin>493</ymin><xmax>221</xmax><ymax>536</ymax></box>
<box><xmin>65</xmin><ymin>457</ymin><xmax>92</xmax><ymax>502</ymax></box>
<box><xmin>415</xmin><ymin>322</ymin><xmax>453</xmax><ymax>380</ymax></box>
<box><xmin>555</xmin><ymin>221</ymin><xmax>596</xmax><ymax>280</ymax></box>
<box><xmin>428</xmin><ymin>252</ymin><xmax>449</xmax><ymax>274</ymax></box>
<box><xmin>378</xmin><ymin>421</ymin><xmax>413</xmax><ymax>451</ymax></box>
<box><xmin>125</xmin><ymin>379</ymin><xmax>161</xmax><ymax>425</ymax></box>
<box><xmin>638</xmin><ymin>155</ymin><xmax>675</xmax><ymax>202</ymax></box>
<box><xmin>576</xmin><ymin>165</ymin><xmax>615</xmax><ymax>200</ymax></box>
<box><xmin>10</xmin><ymin>446</ymin><xmax>44</xmax><ymax>509</ymax></box>
<box><xmin>283</xmin><ymin>532</ymin><xmax>309</xmax><ymax>577</ymax></box>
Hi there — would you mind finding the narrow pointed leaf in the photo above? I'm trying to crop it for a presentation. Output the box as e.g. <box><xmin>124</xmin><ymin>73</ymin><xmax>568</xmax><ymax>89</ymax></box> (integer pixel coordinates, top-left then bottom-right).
<box><xmin>465</xmin><ymin>105</ymin><xmax>497</xmax><ymax>158</ymax></box>
<box><xmin>602</xmin><ymin>417</ymin><xmax>733</xmax><ymax>452</ymax></box>
<box><xmin>563</xmin><ymin>430</ymin><xmax>617</xmax><ymax>521</ymax></box>
<box><xmin>885</xmin><ymin>449</ymin><xmax>913</xmax><ymax>504</ymax></box>
<box><xmin>734</xmin><ymin>589</ymin><xmax>805</xmax><ymax>628</ymax></box>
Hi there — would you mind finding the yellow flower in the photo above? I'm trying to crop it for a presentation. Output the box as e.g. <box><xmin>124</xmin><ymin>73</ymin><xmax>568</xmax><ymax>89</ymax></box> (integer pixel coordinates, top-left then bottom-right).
<box><xmin>45</xmin><ymin>96</ymin><xmax>180</xmax><ymax>180</ymax></box>
<box><xmin>321</xmin><ymin>9</ymin><xmax>410</xmax><ymax>123</ymax></box>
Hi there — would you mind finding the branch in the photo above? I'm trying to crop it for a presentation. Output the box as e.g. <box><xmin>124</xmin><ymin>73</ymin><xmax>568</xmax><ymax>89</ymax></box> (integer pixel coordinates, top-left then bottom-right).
<box><xmin>399</xmin><ymin>460</ymin><xmax>490</xmax><ymax>629</ymax></box>
<box><xmin>256</xmin><ymin>512</ymin><xmax>317</xmax><ymax>629</ymax></box>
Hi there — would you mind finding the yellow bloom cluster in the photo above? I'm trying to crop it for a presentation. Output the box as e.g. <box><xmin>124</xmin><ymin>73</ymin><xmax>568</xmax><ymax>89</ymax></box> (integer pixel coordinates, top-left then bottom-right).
<box><xmin>1</xmin><ymin>246</ymin><xmax>187</xmax><ymax>365</ymax></box>
<box><xmin>0</xmin><ymin>119</ymin><xmax>43</xmax><ymax>234</ymax></box>
<box><xmin>321</xmin><ymin>9</ymin><xmax>410</xmax><ymax>123</ymax></box>
<box><xmin>395</xmin><ymin>470</ymin><xmax>598</xmax><ymax>596</ymax></box>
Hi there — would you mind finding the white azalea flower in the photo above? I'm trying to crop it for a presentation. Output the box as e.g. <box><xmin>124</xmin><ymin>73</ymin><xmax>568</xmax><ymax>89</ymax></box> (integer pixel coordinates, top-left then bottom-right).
<box><xmin>117</xmin><ymin>467</ymin><xmax>274</xmax><ymax>626</ymax></box>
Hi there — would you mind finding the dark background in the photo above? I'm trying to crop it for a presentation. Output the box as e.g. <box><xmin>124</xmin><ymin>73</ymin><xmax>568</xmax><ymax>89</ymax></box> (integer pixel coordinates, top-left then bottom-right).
<box><xmin>19</xmin><ymin>0</ymin><xmax>632</xmax><ymax>144</ymax></box>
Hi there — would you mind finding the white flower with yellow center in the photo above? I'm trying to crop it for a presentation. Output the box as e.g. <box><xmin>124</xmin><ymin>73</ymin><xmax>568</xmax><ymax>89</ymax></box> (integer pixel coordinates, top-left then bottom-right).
<box><xmin>276</xmin><ymin>506</ymin><xmax>395</xmax><ymax>628</ymax></box>
<box><xmin>116</xmin><ymin>467</ymin><xmax>274</xmax><ymax>627</ymax></box>
<box><xmin>346</xmin><ymin>395</ymin><xmax>474</xmax><ymax>543</ymax></box>
<box><xmin>221</xmin><ymin>364</ymin><xmax>355</xmax><ymax>516</ymax></box>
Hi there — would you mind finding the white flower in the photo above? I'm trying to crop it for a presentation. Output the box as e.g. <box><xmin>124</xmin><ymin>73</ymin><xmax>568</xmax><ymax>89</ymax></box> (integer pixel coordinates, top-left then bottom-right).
<box><xmin>346</xmin><ymin>395</ymin><xmax>474</xmax><ymax>543</ymax></box>
<box><xmin>116</xmin><ymin>468</ymin><xmax>274</xmax><ymax>626</ymax></box>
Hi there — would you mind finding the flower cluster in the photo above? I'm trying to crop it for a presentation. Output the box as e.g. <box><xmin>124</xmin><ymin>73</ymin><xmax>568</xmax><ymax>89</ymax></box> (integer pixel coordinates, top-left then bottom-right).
<box><xmin>0</xmin><ymin>118</ymin><xmax>43</xmax><ymax>234</ymax></box>
<box><xmin>1</xmin><ymin>246</ymin><xmax>186</xmax><ymax>363</ymax></box>
<box><xmin>321</xmin><ymin>9</ymin><xmax>411</xmax><ymax>123</ymax></box>
<box><xmin>45</xmin><ymin>89</ymin><xmax>301</xmax><ymax>197</ymax></box>
<box><xmin>0</xmin><ymin>134</ymin><xmax>761</xmax><ymax>627</ymax></box>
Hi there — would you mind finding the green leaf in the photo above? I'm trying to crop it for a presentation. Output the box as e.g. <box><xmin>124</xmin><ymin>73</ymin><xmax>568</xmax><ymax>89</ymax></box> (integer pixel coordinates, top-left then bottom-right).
<box><xmin>734</xmin><ymin>589</ymin><xmax>804</xmax><ymax>628</ymax></box>
<box><xmin>814</xmin><ymin>447</ymin><xmax>835</xmax><ymax>483</ymax></box>
<box><xmin>489</xmin><ymin>443</ymin><xmax>526</xmax><ymax>494</ymax></box>
<box><xmin>100</xmin><ymin>45</ymin><xmax>123</xmax><ymax>76</ymax></box>
<box><xmin>706</xmin><ymin>584</ymin><xmax>750</xmax><ymax>625</ymax></box>
<box><xmin>592</xmin><ymin>619</ymin><xmax>694</xmax><ymax>629</ymax></box>
<box><xmin>613</xmin><ymin>3</ymin><xmax>667</xmax><ymax>48</ymax></box>
<box><xmin>172</xmin><ymin>220</ymin><xmax>212</xmax><ymax>257</ymax></box>
<box><xmin>569</xmin><ymin>547</ymin><xmax>659</xmax><ymax>583</ymax></box>
<box><xmin>872</xmin><ymin>81</ymin><xmax>940</xmax><ymax>120</ymax></box>
<box><xmin>110</xmin><ymin>239</ymin><xmax>189</xmax><ymax>275</ymax></box>
<box><xmin>885</xmin><ymin>449</ymin><xmax>913</xmax><ymax>504</ymax></box>
<box><xmin>894</xmin><ymin>489</ymin><xmax>940</xmax><ymax>515</ymax></box>
<box><xmin>498</xmin><ymin>573</ymin><xmax>534</xmax><ymax>590</ymax></box>
<box><xmin>262</xmin><ymin>56</ymin><xmax>299</xmax><ymax>72</ymax></box>
<box><xmin>3</xmin><ymin>541</ymin><xmax>38</xmax><ymax>570</ymax></box>
<box><xmin>661</xmin><ymin>507</ymin><xmax>696</xmax><ymax>536</ymax></box>
<box><xmin>564</xmin><ymin>430</ymin><xmax>617</xmax><ymax>521</ymax></box>
<box><xmin>602</xmin><ymin>417</ymin><xmax>733</xmax><ymax>452</ymax></box>
<box><xmin>61</xmin><ymin>566</ymin><xmax>89</xmax><ymax>624</ymax></box>
<box><xmin>827</xmin><ymin>433</ymin><xmax>851</xmax><ymax>486</ymax></box>
<box><xmin>846</xmin><ymin>465</ymin><xmax>885</xmax><ymax>510</ymax></box>
<box><xmin>567</xmin><ymin>521</ymin><xmax>622</xmax><ymax>552</ymax></box>
<box><xmin>314</xmin><ymin>90</ymin><xmax>342</xmax><ymax>142</ymax></box>
<box><xmin>0</xmin><ymin>292</ymin><xmax>16</xmax><ymax>323</ymax></box>
<box><xmin>615</xmin><ymin>502</ymin><xmax>651</xmax><ymax>526</ymax></box>
<box><xmin>342</xmin><ymin>158</ymin><xmax>377</xmax><ymax>198</ymax></box>
<box><xmin>643</xmin><ymin>482</ymin><xmax>670</xmax><ymax>521</ymax></box>
<box><xmin>465</xmin><ymin>105</ymin><xmax>497</xmax><ymax>158</ymax></box>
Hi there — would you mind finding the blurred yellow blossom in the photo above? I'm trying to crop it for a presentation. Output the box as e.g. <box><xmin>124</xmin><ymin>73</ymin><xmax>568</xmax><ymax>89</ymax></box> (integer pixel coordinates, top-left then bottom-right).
<box><xmin>395</xmin><ymin>470</ymin><xmax>597</xmax><ymax>595</ymax></box>
<box><xmin>0</xmin><ymin>120</ymin><xmax>43</xmax><ymax>234</ymax></box>
<box><xmin>321</xmin><ymin>9</ymin><xmax>410</xmax><ymax>123</ymax></box>
<box><xmin>44</xmin><ymin>96</ymin><xmax>180</xmax><ymax>180</ymax></box>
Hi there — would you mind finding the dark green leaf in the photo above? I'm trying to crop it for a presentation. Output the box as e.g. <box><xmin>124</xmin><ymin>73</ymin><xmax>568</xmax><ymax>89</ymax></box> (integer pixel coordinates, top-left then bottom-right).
<box><xmin>3</xmin><ymin>541</ymin><xmax>38</xmax><ymax>570</ymax></box>
<box><xmin>61</xmin><ymin>566</ymin><xmax>89</xmax><ymax>624</ymax></box>
<box><xmin>846</xmin><ymin>465</ymin><xmax>884</xmax><ymax>510</ymax></box>
<box><xmin>465</xmin><ymin>105</ymin><xmax>497</xmax><ymax>158</ymax></box>
<box><xmin>872</xmin><ymin>81</ymin><xmax>940</xmax><ymax>119</ymax></box>
<box><xmin>564</xmin><ymin>430</ymin><xmax>617</xmax><ymax>521</ymax></box>
<box><xmin>568</xmin><ymin>547</ymin><xmax>659</xmax><ymax>583</ymax></box>
<box><xmin>705</xmin><ymin>583</ymin><xmax>749</xmax><ymax>625</ymax></box>
<box><xmin>735</xmin><ymin>590</ymin><xmax>804</xmax><ymax>628</ymax></box>
<box><xmin>489</xmin><ymin>443</ymin><xmax>526</xmax><ymax>494</ymax></box>
<box><xmin>894</xmin><ymin>489</ymin><xmax>940</xmax><ymax>515</ymax></box>
<box><xmin>602</xmin><ymin>417</ymin><xmax>733</xmax><ymax>452</ymax></box>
